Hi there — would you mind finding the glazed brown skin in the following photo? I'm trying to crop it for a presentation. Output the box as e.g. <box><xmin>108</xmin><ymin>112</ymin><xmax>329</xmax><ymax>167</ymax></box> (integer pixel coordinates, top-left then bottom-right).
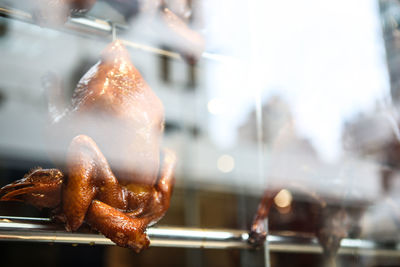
<box><xmin>60</xmin><ymin>40</ymin><xmax>165</xmax><ymax>186</ymax></box>
<box><xmin>0</xmin><ymin>40</ymin><xmax>176</xmax><ymax>252</ymax></box>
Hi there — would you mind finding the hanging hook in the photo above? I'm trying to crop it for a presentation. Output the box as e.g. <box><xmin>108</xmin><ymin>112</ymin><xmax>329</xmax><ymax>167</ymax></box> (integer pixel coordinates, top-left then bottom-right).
<box><xmin>110</xmin><ymin>21</ymin><xmax>117</xmax><ymax>41</ymax></box>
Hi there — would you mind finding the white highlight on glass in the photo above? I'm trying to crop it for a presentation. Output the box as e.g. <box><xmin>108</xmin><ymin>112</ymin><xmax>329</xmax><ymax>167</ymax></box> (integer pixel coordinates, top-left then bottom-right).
<box><xmin>217</xmin><ymin>154</ymin><xmax>235</xmax><ymax>173</ymax></box>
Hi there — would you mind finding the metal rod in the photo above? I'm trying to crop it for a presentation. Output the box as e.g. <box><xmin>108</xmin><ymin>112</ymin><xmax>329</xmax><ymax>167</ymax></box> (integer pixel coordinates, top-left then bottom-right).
<box><xmin>0</xmin><ymin>5</ymin><xmax>233</xmax><ymax>63</ymax></box>
<box><xmin>0</xmin><ymin>6</ymin><xmax>175</xmax><ymax>56</ymax></box>
<box><xmin>1</xmin><ymin>216</ymin><xmax>400</xmax><ymax>257</ymax></box>
<box><xmin>0</xmin><ymin>216</ymin><xmax>250</xmax><ymax>249</ymax></box>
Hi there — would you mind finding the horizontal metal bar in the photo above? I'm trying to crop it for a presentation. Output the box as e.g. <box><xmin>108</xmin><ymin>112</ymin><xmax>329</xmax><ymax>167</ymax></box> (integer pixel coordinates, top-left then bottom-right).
<box><xmin>0</xmin><ymin>5</ymin><xmax>232</xmax><ymax>62</ymax></box>
<box><xmin>0</xmin><ymin>6</ymin><xmax>180</xmax><ymax>58</ymax></box>
<box><xmin>0</xmin><ymin>216</ymin><xmax>250</xmax><ymax>249</ymax></box>
<box><xmin>267</xmin><ymin>232</ymin><xmax>400</xmax><ymax>257</ymax></box>
<box><xmin>1</xmin><ymin>216</ymin><xmax>400</xmax><ymax>257</ymax></box>
<box><xmin>0</xmin><ymin>6</ymin><xmax>117</xmax><ymax>34</ymax></box>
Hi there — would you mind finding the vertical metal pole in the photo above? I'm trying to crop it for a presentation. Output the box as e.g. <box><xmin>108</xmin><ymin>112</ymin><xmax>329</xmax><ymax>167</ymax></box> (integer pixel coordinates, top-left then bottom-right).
<box><xmin>111</xmin><ymin>22</ymin><xmax>116</xmax><ymax>41</ymax></box>
<box><xmin>255</xmin><ymin>95</ymin><xmax>270</xmax><ymax>267</ymax></box>
<box><xmin>246</xmin><ymin>0</ymin><xmax>268</xmax><ymax>264</ymax></box>
<box><xmin>263</xmin><ymin>220</ymin><xmax>271</xmax><ymax>267</ymax></box>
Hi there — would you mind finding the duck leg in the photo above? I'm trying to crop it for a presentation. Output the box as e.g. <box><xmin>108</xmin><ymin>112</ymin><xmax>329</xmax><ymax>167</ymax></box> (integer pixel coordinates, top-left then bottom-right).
<box><xmin>248</xmin><ymin>189</ymin><xmax>279</xmax><ymax>246</ymax></box>
<box><xmin>63</xmin><ymin>134</ymin><xmax>128</xmax><ymax>231</ymax></box>
<box><xmin>86</xmin><ymin>200</ymin><xmax>150</xmax><ymax>252</ymax></box>
<box><xmin>85</xmin><ymin>148</ymin><xmax>176</xmax><ymax>252</ymax></box>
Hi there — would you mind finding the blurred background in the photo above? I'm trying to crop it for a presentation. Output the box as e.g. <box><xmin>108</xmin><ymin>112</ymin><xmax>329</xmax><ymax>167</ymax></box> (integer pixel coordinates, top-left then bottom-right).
<box><xmin>1</xmin><ymin>0</ymin><xmax>400</xmax><ymax>266</ymax></box>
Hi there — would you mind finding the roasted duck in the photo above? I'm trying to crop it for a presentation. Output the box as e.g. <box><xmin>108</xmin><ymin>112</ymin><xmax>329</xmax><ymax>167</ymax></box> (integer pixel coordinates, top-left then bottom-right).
<box><xmin>0</xmin><ymin>40</ymin><xmax>176</xmax><ymax>252</ymax></box>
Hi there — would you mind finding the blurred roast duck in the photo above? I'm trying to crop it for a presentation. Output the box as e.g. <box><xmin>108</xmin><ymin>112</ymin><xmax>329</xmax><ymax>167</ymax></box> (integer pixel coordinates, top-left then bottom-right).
<box><xmin>104</xmin><ymin>0</ymin><xmax>205</xmax><ymax>60</ymax></box>
<box><xmin>31</xmin><ymin>0</ymin><xmax>97</xmax><ymax>25</ymax></box>
<box><xmin>249</xmin><ymin>188</ymin><xmax>354</xmax><ymax>267</ymax></box>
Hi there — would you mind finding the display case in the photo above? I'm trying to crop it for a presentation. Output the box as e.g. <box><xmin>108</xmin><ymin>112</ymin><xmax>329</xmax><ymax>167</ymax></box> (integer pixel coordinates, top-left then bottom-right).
<box><xmin>0</xmin><ymin>0</ymin><xmax>400</xmax><ymax>266</ymax></box>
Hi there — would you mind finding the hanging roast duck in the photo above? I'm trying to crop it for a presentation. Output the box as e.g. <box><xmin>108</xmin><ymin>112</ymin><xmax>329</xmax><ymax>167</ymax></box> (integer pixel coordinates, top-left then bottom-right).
<box><xmin>0</xmin><ymin>40</ymin><xmax>176</xmax><ymax>252</ymax></box>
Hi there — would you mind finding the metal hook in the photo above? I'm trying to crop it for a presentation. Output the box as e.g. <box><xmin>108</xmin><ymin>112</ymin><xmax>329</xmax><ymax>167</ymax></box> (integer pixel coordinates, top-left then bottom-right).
<box><xmin>110</xmin><ymin>22</ymin><xmax>117</xmax><ymax>41</ymax></box>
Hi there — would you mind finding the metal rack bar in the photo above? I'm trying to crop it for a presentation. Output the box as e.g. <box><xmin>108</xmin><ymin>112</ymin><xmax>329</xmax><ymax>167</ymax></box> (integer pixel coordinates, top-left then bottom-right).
<box><xmin>0</xmin><ymin>216</ymin><xmax>249</xmax><ymax>249</ymax></box>
<box><xmin>0</xmin><ymin>6</ymin><xmax>232</xmax><ymax>62</ymax></box>
<box><xmin>1</xmin><ymin>216</ymin><xmax>400</xmax><ymax>257</ymax></box>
